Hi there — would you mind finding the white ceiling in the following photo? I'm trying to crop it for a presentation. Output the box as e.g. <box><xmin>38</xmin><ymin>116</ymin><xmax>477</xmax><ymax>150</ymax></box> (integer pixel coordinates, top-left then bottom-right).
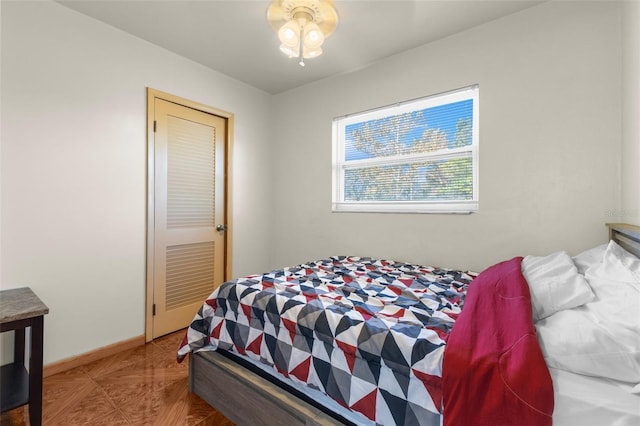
<box><xmin>57</xmin><ymin>0</ymin><xmax>544</xmax><ymax>94</ymax></box>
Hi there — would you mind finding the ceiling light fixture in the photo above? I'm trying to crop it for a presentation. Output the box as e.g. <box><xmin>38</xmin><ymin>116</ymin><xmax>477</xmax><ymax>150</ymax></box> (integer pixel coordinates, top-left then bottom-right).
<box><xmin>267</xmin><ymin>0</ymin><xmax>338</xmax><ymax>67</ymax></box>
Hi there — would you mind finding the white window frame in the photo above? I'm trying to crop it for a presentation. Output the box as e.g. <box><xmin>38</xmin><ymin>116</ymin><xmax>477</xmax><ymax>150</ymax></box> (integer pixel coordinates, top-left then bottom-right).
<box><xmin>332</xmin><ymin>85</ymin><xmax>479</xmax><ymax>214</ymax></box>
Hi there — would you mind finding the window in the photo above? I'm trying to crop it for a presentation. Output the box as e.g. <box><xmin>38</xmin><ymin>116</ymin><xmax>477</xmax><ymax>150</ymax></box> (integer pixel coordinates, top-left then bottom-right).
<box><xmin>332</xmin><ymin>85</ymin><xmax>479</xmax><ymax>213</ymax></box>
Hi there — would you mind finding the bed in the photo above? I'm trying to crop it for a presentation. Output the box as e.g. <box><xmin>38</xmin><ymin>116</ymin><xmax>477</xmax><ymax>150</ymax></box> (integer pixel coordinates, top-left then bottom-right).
<box><xmin>177</xmin><ymin>223</ymin><xmax>640</xmax><ymax>425</ymax></box>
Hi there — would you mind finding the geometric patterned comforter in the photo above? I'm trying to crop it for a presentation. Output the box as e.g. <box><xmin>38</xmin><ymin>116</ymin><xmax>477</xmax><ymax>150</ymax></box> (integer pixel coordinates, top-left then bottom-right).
<box><xmin>177</xmin><ymin>256</ymin><xmax>474</xmax><ymax>425</ymax></box>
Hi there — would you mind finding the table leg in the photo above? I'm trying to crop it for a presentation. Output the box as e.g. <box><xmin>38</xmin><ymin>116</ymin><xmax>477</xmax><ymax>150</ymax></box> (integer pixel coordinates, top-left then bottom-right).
<box><xmin>28</xmin><ymin>316</ymin><xmax>44</xmax><ymax>426</ymax></box>
<box><xmin>14</xmin><ymin>328</ymin><xmax>25</xmax><ymax>365</ymax></box>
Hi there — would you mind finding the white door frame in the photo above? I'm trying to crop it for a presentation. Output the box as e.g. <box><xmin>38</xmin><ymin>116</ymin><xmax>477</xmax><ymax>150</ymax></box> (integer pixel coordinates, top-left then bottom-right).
<box><xmin>145</xmin><ymin>88</ymin><xmax>234</xmax><ymax>342</ymax></box>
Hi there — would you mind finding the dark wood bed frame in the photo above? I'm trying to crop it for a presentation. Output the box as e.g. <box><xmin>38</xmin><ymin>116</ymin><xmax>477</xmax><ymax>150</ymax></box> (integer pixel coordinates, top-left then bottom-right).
<box><xmin>188</xmin><ymin>223</ymin><xmax>640</xmax><ymax>426</ymax></box>
<box><xmin>189</xmin><ymin>349</ymin><xmax>343</xmax><ymax>425</ymax></box>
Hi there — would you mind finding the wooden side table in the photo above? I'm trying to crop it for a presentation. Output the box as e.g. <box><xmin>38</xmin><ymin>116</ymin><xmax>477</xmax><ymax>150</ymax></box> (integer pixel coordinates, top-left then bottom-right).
<box><xmin>0</xmin><ymin>287</ymin><xmax>49</xmax><ymax>426</ymax></box>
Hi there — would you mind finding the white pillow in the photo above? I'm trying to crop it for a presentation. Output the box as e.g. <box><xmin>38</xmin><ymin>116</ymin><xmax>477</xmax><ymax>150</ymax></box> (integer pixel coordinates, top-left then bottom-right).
<box><xmin>522</xmin><ymin>251</ymin><xmax>595</xmax><ymax>321</ymax></box>
<box><xmin>572</xmin><ymin>243</ymin><xmax>607</xmax><ymax>275</ymax></box>
<box><xmin>590</xmin><ymin>240</ymin><xmax>640</xmax><ymax>283</ymax></box>
<box><xmin>536</xmin><ymin>241</ymin><xmax>640</xmax><ymax>384</ymax></box>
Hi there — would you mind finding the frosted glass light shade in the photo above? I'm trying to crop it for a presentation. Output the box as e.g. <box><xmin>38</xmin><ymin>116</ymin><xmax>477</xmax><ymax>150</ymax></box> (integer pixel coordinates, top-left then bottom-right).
<box><xmin>303</xmin><ymin>46</ymin><xmax>322</xmax><ymax>58</ymax></box>
<box><xmin>303</xmin><ymin>22</ymin><xmax>324</xmax><ymax>49</ymax></box>
<box><xmin>279</xmin><ymin>44</ymin><xmax>298</xmax><ymax>57</ymax></box>
<box><xmin>278</xmin><ymin>20</ymin><xmax>300</xmax><ymax>47</ymax></box>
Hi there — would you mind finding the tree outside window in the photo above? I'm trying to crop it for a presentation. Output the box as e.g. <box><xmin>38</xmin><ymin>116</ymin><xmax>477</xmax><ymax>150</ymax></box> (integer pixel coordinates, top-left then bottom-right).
<box><xmin>332</xmin><ymin>86</ymin><xmax>479</xmax><ymax>213</ymax></box>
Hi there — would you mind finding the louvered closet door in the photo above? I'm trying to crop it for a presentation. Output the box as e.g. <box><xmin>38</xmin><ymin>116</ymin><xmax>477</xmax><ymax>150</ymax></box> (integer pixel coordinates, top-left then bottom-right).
<box><xmin>152</xmin><ymin>99</ymin><xmax>226</xmax><ymax>338</ymax></box>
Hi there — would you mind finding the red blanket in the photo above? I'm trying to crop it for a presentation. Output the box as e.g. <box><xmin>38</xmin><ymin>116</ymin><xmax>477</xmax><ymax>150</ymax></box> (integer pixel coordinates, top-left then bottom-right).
<box><xmin>442</xmin><ymin>257</ymin><xmax>553</xmax><ymax>426</ymax></box>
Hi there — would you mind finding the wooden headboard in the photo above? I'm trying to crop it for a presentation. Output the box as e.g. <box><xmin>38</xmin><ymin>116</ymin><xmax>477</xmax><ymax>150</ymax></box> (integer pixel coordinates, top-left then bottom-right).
<box><xmin>607</xmin><ymin>223</ymin><xmax>640</xmax><ymax>258</ymax></box>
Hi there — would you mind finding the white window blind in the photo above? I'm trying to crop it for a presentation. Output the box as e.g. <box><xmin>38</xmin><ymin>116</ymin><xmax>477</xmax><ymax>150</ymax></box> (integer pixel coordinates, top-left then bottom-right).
<box><xmin>332</xmin><ymin>85</ymin><xmax>479</xmax><ymax>213</ymax></box>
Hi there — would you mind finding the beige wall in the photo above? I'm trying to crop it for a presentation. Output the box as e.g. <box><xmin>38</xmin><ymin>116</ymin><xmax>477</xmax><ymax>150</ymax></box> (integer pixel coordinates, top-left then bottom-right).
<box><xmin>271</xmin><ymin>1</ymin><xmax>625</xmax><ymax>272</ymax></box>
<box><xmin>1</xmin><ymin>1</ymin><xmax>273</xmax><ymax>364</ymax></box>
<box><xmin>1</xmin><ymin>0</ymin><xmax>637</xmax><ymax>366</ymax></box>
<box><xmin>621</xmin><ymin>0</ymin><xmax>640</xmax><ymax>226</ymax></box>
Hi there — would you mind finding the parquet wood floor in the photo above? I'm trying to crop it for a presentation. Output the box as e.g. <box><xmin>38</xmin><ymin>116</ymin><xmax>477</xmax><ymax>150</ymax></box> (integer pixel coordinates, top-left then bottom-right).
<box><xmin>1</xmin><ymin>330</ymin><xmax>234</xmax><ymax>426</ymax></box>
